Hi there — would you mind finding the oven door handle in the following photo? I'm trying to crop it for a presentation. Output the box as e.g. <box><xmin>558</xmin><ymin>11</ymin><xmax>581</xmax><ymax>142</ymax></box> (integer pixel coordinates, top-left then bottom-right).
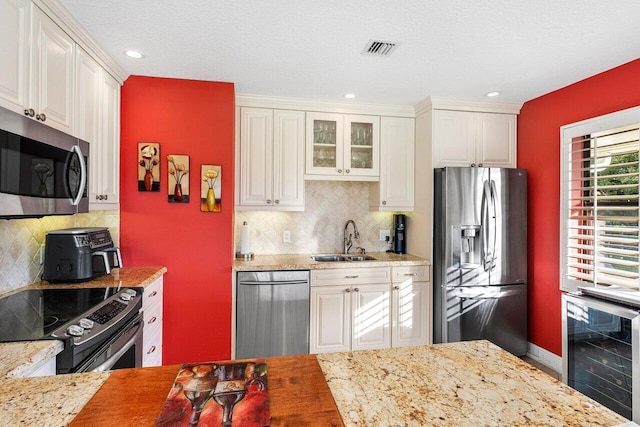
<box><xmin>91</xmin><ymin>321</ymin><xmax>143</xmax><ymax>372</ymax></box>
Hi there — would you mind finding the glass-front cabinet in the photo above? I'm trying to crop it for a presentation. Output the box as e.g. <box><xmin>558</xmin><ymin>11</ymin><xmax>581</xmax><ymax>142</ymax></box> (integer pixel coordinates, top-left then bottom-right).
<box><xmin>305</xmin><ymin>112</ymin><xmax>379</xmax><ymax>180</ymax></box>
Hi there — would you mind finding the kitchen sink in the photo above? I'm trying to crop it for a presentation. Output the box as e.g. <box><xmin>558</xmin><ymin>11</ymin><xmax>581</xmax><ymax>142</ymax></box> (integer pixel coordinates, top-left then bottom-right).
<box><xmin>311</xmin><ymin>254</ymin><xmax>376</xmax><ymax>262</ymax></box>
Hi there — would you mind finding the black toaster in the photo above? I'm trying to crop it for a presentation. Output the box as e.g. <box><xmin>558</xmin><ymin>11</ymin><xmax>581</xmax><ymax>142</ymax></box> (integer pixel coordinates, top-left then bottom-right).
<box><xmin>42</xmin><ymin>227</ymin><xmax>122</xmax><ymax>283</ymax></box>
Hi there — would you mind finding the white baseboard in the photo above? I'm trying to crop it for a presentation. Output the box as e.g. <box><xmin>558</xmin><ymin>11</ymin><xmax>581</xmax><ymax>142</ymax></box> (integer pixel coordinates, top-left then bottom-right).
<box><xmin>526</xmin><ymin>342</ymin><xmax>563</xmax><ymax>375</ymax></box>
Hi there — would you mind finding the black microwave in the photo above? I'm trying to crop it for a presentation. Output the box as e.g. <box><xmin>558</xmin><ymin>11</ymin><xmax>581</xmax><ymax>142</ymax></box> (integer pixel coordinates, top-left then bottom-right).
<box><xmin>0</xmin><ymin>107</ymin><xmax>89</xmax><ymax>218</ymax></box>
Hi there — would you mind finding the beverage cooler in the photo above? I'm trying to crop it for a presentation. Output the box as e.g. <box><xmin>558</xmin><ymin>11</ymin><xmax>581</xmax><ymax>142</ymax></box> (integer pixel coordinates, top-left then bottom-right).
<box><xmin>562</xmin><ymin>293</ymin><xmax>640</xmax><ymax>422</ymax></box>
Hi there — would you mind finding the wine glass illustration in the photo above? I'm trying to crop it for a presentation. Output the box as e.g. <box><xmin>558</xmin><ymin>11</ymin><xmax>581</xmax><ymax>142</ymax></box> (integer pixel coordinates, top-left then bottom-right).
<box><xmin>182</xmin><ymin>364</ymin><xmax>220</xmax><ymax>426</ymax></box>
<box><xmin>212</xmin><ymin>363</ymin><xmax>265</xmax><ymax>426</ymax></box>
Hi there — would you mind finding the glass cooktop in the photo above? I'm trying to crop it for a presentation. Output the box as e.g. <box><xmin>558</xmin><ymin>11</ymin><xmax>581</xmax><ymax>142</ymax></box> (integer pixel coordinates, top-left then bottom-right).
<box><xmin>0</xmin><ymin>288</ymin><xmax>123</xmax><ymax>342</ymax></box>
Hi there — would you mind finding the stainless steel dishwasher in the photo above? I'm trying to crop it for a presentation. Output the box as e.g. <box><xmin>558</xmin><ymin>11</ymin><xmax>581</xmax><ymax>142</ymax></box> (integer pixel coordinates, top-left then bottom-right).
<box><xmin>236</xmin><ymin>270</ymin><xmax>310</xmax><ymax>359</ymax></box>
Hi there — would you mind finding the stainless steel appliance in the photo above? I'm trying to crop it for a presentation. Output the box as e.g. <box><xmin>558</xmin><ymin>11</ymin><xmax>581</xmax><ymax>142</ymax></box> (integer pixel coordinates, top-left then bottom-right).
<box><xmin>0</xmin><ymin>106</ymin><xmax>88</xmax><ymax>218</ymax></box>
<box><xmin>0</xmin><ymin>287</ymin><xmax>143</xmax><ymax>374</ymax></box>
<box><xmin>563</xmin><ymin>292</ymin><xmax>639</xmax><ymax>422</ymax></box>
<box><xmin>42</xmin><ymin>227</ymin><xmax>122</xmax><ymax>283</ymax></box>
<box><xmin>433</xmin><ymin>167</ymin><xmax>528</xmax><ymax>356</ymax></box>
<box><xmin>236</xmin><ymin>270</ymin><xmax>310</xmax><ymax>359</ymax></box>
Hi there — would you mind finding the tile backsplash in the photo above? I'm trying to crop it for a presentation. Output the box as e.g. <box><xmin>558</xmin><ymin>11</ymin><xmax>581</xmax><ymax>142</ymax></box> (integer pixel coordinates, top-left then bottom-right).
<box><xmin>0</xmin><ymin>211</ymin><xmax>120</xmax><ymax>294</ymax></box>
<box><xmin>235</xmin><ymin>181</ymin><xmax>399</xmax><ymax>255</ymax></box>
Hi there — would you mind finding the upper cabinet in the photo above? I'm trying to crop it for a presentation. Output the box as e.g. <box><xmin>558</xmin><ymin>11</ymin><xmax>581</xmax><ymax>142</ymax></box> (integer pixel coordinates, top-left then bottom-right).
<box><xmin>0</xmin><ymin>1</ymin><xmax>75</xmax><ymax>134</ymax></box>
<box><xmin>370</xmin><ymin>116</ymin><xmax>415</xmax><ymax>212</ymax></box>
<box><xmin>305</xmin><ymin>112</ymin><xmax>380</xmax><ymax>181</ymax></box>
<box><xmin>432</xmin><ymin>110</ymin><xmax>516</xmax><ymax>168</ymax></box>
<box><xmin>237</xmin><ymin>107</ymin><xmax>305</xmax><ymax>211</ymax></box>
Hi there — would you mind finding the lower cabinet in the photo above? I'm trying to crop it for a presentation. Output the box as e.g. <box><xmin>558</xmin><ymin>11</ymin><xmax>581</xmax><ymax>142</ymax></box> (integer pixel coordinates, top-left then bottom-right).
<box><xmin>142</xmin><ymin>276</ymin><xmax>163</xmax><ymax>367</ymax></box>
<box><xmin>310</xmin><ymin>265</ymin><xmax>430</xmax><ymax>354</ymax></box>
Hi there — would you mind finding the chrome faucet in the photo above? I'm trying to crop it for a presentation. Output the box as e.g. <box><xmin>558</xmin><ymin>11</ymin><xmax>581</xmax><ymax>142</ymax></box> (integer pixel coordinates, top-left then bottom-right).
<box><xmin>344</xmin><ymin>220</ymin><xmax>360</xmax><ymax>254</ymax></box>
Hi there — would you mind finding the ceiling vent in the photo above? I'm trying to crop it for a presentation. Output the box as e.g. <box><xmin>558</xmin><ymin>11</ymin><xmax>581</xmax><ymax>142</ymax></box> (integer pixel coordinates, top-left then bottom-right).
<box><xmin>361</xmin><ymin>39</ymin><xmax>399</xmax><ymax>57</ymax></box>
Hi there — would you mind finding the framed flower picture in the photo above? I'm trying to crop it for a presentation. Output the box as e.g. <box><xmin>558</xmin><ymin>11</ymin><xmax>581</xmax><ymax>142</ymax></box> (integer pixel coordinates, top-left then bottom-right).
<box><xmin>138</xmin><ymin>142</ymin><xmax>160</xmax><ymax>192</ymax></box>
<box><xmin>167</xmin><ymin>155</ymin><xmax>189</xmax><ymax>203</ymax></box>
<box><xmin>200</xmin><ymin>165</ymin><xmax>221</xmax><ymax>212</ymax></box>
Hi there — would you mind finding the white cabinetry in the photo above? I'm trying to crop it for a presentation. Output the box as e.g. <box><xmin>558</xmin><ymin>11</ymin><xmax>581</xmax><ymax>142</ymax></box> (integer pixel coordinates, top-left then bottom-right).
<box><xmin>142</xmin><ymin>277</ymin><xmax>163</xmax><ymax>367</ymax></box>
<box><xmin>391</xmin><ymin>265</ymin><xmax>431</xmax><ymax>347</ymax></box>
<box><xmin>77</xmin><ymin>47</ymin><xmax>120</xmax><ymax>210</ymax></box>
<box><xmin>310</xmin><ymin>267</ymin><xmax>391</xmax><ymax>353</ymax></box>
<box><xmin>27</xmin><ymin>357</ymin><xmax>56</xmax><ymax>377</ymax></box>
<box><xmin>370</xmin><ymin>116</ymin><xmax>415</xmax><ymax>211</ymax></box>
<box><xmin>433</xmin><ymin>110</ymin><xmax>516</xmax><ymax>168</ymax></box>
<box><xmin>305</xmin><ymin>113</ymin><xmax>380</xmax><ymax>181</ymax></box>
<box><xmin>237</xmin><ymin>107</ymin><xmax>304</xmax><ymax>211</ymax></box>
<box><xmin>0</xmin><ymin>0</ymin><xmax>30</xmax><ymax>115</ymax></box>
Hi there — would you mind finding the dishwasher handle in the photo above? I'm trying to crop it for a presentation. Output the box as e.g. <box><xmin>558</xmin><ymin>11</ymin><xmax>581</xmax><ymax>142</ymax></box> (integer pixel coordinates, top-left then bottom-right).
<box><xmin>238</xmin><ymin>280</ymin><xmax>309</xmax><ymax>286</ymax></box>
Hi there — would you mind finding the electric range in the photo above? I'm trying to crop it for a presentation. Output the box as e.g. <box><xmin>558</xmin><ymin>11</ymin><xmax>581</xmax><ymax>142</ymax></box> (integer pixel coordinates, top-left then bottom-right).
<box><xmin>0</xmin><ymin>287</ymin><xmax>143</xmax><ymax>374</ymax></box>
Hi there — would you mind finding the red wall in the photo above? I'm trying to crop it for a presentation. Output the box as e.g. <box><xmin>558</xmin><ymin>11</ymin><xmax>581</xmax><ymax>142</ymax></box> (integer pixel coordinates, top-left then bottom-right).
<box><xmin>518</xmin><ymin>58</ymin><xmax>640</xmax><ymax>355</ymax></box>
<box><xmin>120</xmin><ymin>76</ymin><xmax>235</xmax><ymax>364</ymax></box>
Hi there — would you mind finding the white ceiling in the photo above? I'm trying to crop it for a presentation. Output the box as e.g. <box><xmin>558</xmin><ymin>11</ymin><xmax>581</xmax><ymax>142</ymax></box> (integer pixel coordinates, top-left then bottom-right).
<box><xmin>60</xmin><ymin>0</ymin><xmax>640</xmax><ymax>106</ymax></box>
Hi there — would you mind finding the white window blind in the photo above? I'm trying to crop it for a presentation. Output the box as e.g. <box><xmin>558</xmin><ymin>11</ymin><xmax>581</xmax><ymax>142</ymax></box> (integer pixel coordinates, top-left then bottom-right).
<box><xmin>563</xmin><ymin>121</ymin><xmax>640</xmax><ymax>291</ymax></box>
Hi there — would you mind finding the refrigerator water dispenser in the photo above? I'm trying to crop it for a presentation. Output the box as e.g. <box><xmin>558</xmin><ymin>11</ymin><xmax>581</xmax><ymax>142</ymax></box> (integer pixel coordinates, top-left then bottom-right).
<box><xmin>452</xmin><ymin>225</ymin><xmax>481</xmax><ymax>268</ymax></box>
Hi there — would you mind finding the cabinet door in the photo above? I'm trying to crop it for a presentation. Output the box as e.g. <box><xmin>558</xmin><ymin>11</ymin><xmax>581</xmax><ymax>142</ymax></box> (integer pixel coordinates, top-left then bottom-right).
<box><xmin>273</xmin><ymin>110</ymin><xmax>304</xmax><ymax>208</ymax></box>
<box><xmin>305</xmin><ymin>112</ymin><xmax>343</xmax><ymax>176</ymax></box>
<box><xmin>30</xmin><ymin>5</ymin><xmax>74</xmax><ymax>134</ymax></box>
<box><xmin>239</xmin><ymin>108</ymin><xmax>274</xmax><ymax>206</ymax></box>
<box><xmin>432</xmin><ymin>110</ymin><xmax>476</xmax><ymax>168</ymax></box>
<box><xmin>344</xmin><ymin>114</ymin><xmax>379</xmax><ymax>177</ymax></box>
<box><xmin>75</xmin><ymin>48</ymin><xmax>100</xmax><ymax>143</ymax></box>
<box><xmin>374</xmin><ymin>117</ymin><xmax>414</xmax><ymax>211</ymax></box>
<box><xmin>98</xmin><ymin>69</ymin><xmax>120</xmax><ymax>206</ymax></box>
<box><xmin>310</xmin><ymin>286</ymin><xmax>351</xmax><ymax>354</ymax></box>
<box><xmin>351</xmin><ymin>283</ymin><xmax>391</xmax><ymax>351</ymax></box>
<box><xmin>391</xmin><ymin>280</ymin><xmax>429</xmax><ymax>347</ymax></box>
<box><xmin>0</xmin><ymin>0</ymin><xmax>30</xmax><ymax>115</ymax></box>
<box><xmin>476</xmin><ymin>113</ymin><xmax>516</xmax><ymax>167</ymax></box>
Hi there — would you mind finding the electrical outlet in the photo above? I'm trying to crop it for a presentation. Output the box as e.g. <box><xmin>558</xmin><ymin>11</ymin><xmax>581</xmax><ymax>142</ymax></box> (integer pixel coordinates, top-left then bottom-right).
<box><xmin>40</xmin><ymin>244</ymin><xmax>45</xmax><ymax>264</ymax></box>
<box><xmin>283</xmin><ymin>230</ymin><xmax>291</xmax><ymax>243</ymax></box>
<box><xmin>379</xmin><ymin>230</ymin><xmax>390</xmax><ymax>242</ymax></box>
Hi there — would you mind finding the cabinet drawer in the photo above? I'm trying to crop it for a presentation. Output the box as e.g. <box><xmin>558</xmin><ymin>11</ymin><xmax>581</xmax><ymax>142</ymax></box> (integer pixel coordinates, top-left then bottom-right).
<box><xmin>143</xmin><ymin>325</ymin><xmax>162</xmax><ymax>367</ymax></box>
<box><xmin>144</xmin><ymin>277</ymin><xmax>163</xmax><ymax>305</ymax></box>
<box><xmin>311</xmin><ymin>267</ymin><xmax>391</xmax><ymax>286</ymax></box>
<box><xmin>392</xmin><ymin>265</ymin><xmax>430</xmax><ymax>282</ymax></box>
<box><xmin>143</xmin><ymin>304</ymin><xmax>162</xmax><ymax>335</ymax></box>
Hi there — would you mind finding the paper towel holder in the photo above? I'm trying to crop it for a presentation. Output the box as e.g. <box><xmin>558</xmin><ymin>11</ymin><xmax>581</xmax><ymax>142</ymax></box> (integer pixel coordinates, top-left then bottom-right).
<box><xmin>235</xmin><ymin>252</ymin><xmax>255</xmax><ymax>260</ymax></box>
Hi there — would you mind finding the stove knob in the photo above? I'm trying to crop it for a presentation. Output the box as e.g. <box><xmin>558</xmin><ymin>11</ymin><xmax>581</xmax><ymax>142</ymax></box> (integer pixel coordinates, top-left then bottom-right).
<box><xmin>79</xmin><ymin>318</ymin><xmax>94</xmax><ymax>329</ymax></box>
<box><xmin>124</xmin><ymin>289</ymin><xmax>137</xmax><ymax>297</ymax></box>
<box><xmin>120</xmin><ymin>293</ymin><xmax>132</xmax><ymax>302</ymax></box>
<box><xmin>67</xmin><ymin>325</ymin><xmax>84</xmax><ymax>337</ymax></box>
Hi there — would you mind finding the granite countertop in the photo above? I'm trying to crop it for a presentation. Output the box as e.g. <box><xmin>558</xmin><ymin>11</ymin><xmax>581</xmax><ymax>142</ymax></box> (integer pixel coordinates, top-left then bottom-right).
<box><xmin>233</xmin><ymin>252</ymin><xmax>429</xmax><ymax>271</ymax></box>
<box><xmin>0</xmin><ymin>340</ymin><xmax>64</xmax><ymax>378</ymax></box>
<box><xmin>317</xmin><ymin>340</ymin><xmax>628</xmax><ymax>427</ymax></box>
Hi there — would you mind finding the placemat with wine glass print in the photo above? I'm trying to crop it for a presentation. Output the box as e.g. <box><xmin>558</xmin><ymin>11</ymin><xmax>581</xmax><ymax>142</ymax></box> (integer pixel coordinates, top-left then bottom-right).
<box><xmin>155</xmin><ymin>360</ymin><xmax>270</xmax><ymax>427</ymax></box>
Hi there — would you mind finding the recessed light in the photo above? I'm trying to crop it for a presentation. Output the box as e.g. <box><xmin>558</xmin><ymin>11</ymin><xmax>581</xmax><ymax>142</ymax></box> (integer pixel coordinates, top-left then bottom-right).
<box><xmin>485</xmin><ymin>91</ymin><xmax>501</xmax><ymax>97</ymax></box>
<box><xmin>124</xmin><ymin>50</ymin><xmax>144</xmax><ymax>59</ymax></box>
<box><xmin>344</xmin><ymin>93</ymin><xmax>356</xmax><ymax>99</ymax></box>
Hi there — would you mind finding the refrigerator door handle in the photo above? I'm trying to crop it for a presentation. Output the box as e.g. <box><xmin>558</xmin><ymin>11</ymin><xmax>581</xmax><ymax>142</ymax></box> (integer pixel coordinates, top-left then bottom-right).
<box><xmin>481</xmin><ymin>180</ymin><xmax>492</xmax><ymax>271</ymax></box>
<box><xmin>454</xmin><ymin>288</ymin><xmax>522</xmax><ymax>299</ymax></box>
<box><xmin>488</xmin><ymin>179</ymin><xmax>498</xmax><ymax>273</ymax></box>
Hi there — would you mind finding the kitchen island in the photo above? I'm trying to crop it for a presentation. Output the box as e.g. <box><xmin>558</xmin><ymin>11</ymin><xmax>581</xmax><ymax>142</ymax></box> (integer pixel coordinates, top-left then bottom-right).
<box><xmin>1</xmin><ymin>340</ymin><xmax>625</xmax><ymax>426</ymax></box>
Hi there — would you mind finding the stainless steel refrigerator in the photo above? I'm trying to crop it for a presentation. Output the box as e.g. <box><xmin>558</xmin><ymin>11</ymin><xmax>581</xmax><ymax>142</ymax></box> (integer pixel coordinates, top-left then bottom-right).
<box><xmin>433</xmin><ymin>167</ymin><xmax>527</xmax><ymax>356</ymax></box>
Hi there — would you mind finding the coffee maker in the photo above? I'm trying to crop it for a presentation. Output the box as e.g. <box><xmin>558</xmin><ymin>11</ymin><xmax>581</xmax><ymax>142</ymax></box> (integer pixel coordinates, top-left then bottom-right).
<box><xmin>393</xmin><ymin>214</ymin><xmax>407</xmax><ymax>254</ymax></box>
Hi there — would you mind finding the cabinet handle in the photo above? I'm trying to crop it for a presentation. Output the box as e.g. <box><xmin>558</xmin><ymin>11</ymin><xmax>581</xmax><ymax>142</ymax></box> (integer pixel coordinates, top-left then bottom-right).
<box><xmin>394</xmin><ymin>285</ymin><xmax>400</xmax><ymax>290</ymax></box>
<box><xmin>275</xmin><ymin>199</ymin><xmax>280</xmax><ymax>204</ymax></box>
<box><xmin>95</xmin><ymin>195</ymin><xmax>100</xmax><ymax>200</ymax></box>
<box><xmin>266</xmin><ymin>199</ymin><xmax>272</xmax><ymax>204</ymax></box>
<box><xmin>147</xmin><ymin>345</ymin><xmax>156</xmax><ymax>354</ymax></box>
<box><xmin>344</xmin><ymin>275</ymin><xmax>359</xmax><ymax>279</ymax></box>
<box><xmin>38</xmin><ymin>113</ymin><xmax>46</xmax><ymax>122</ymax></box>
<box><xmin>346</xmin><ymin>169</ymin><xmax>350</xmax><ymax>174</ymax></box>
<box><xmin>104</xmin><ymin>195</ymin><xmax>108</xmax><ymax>200</ymax></box>
<box><xmin>471</xmin><ymin>163</ymin><xmax>476</xmax><ymax>167</ymax></box>
<box><xmin>403</xmin><ymin>273</ymin><xmax>418</xmax><ymax>277</ymax></box>
<box><xmin>345</xmin><ymin>288</ymin><xmax>351</xmax><ymax>293</ymax></box>
<box><xmin>478</xmin><ymin>163</ymin><xmax>483</xmax><ymax>167</ymax></box>
<box><xmin>353</xmin><ymin>287</ymin><xmax>360</xmax><ymax>292</ymax></box>
<box><xmin>148</xmin><ymin>291</ymin><xmax>158</xmax><ymax>298</ymax></box>
<box><xmin>24</xmin><ymin>108</ymin><xmax>35</xmax><ymax>117</ymax></box>
<box><xmin>337</xmin><ymin>169</ymin><xmax>343</xmax><ymax>174</ymax></box>
<box><xmin>148</xmin><ymin>316</ymin><xmax>157</xmax><ymax>324</ymax></box>
<box><xmin>382</xmin><ymin>201</ymin><xmax>387</xmax><ymax>205</ymax></box>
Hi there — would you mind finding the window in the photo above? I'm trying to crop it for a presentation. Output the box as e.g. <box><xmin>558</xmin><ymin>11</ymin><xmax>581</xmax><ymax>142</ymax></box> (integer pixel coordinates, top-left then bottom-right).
<box><xmin>560</xmin><ymin>108</ymin><xmax>640</xmax><ymax>292</ymax></box>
